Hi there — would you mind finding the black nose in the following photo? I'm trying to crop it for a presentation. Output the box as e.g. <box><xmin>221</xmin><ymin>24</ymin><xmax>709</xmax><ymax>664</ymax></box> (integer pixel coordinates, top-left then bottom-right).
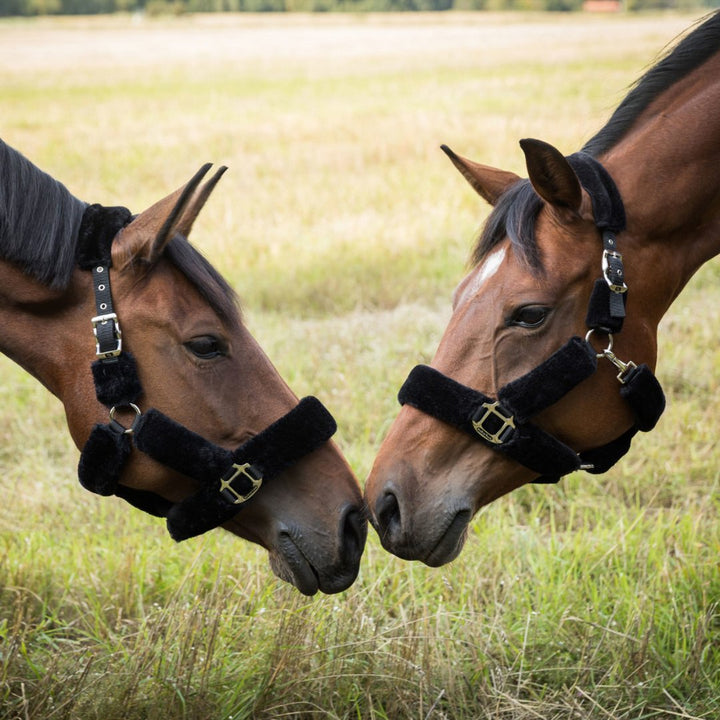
<box><xmin>373</xmin><ymin>489</ymin><xmax>401</xmax><ymax>540</ymax></box>
<box><xmin>340</xmin><ymin>505</ymin><xmax>367</xmax><ymax>562</ymax></box>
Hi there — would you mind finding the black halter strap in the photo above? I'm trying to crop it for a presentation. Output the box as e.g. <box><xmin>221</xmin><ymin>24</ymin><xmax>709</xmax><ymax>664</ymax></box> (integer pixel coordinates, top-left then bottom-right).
<box><xmin>569</xmin><ymin>151</ymin><xmax>628</xmax><ymax>335</ymax></box>
<box><xmin>399</xmin><ymin>338</ymin><xmax>597</xmax><ymax>477</ymax></box>
<box><xmin>76</xmin><ymin>204</ymin><xmax>338</xmax><ymax>541</ymax></box>
<box><xmin>398</xmin><ymin>153</ymin><xmax>665</xmax><ymax>483</ymax></box>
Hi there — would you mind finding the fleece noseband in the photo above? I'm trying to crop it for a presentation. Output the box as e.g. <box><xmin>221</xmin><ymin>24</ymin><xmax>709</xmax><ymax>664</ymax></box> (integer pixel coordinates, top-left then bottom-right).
<box><xmin>398</xmin><ymin>153</ymin><xmax>666</xmax><ymax>483</ymax></box>
<box><xmin>76</xmin><ymin>204</ymin><xmax>337</xmax><ymax>541</ymax></box>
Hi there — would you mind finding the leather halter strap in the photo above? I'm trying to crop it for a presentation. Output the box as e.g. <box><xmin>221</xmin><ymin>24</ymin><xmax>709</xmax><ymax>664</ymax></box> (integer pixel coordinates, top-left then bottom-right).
<box><xmin>75</xmin><ymin>204</ymin><xmax>338</xmax><ymax>541</ymax></box>
<box><xmin>398</xmin><ymin>153</ymin><xmax>665</xmax><ymax>483</ymax></box>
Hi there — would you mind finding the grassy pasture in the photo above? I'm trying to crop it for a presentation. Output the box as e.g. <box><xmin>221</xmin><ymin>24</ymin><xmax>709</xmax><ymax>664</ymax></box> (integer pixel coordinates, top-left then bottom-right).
<box><xmin>1</xmin><ymin>10</ymin><xmax>719</xmax><ymax>719</ymax></box>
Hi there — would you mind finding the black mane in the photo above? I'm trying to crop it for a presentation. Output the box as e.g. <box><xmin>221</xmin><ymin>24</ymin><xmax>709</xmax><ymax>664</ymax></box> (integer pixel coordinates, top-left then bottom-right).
<box><xmin>471</xmin><ymin>178</ymin><xmax>541</xmax><ymax>270</ymax></box>
<box><xmin>0</xmin><ymin>139</ymin><xmax>86</xmax><ymax>289</ymax></box>
<box><xmin>473</xmin><ymin>10</ymin><xmax>720</xmax><ymax>270</ymax></box>
<box><xmin>582</xmin><ymin>10</ymin><xmax>720</xmax><ymax>157</ymax></box>
<box><xmin>0</xmin><ymin>138</ymin><xmax>238</xmax><ymax>324</ymax></box>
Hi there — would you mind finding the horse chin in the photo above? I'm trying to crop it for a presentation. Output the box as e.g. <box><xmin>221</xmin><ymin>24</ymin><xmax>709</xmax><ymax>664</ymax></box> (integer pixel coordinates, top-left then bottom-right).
<box><xmin>268</xmin><ymin>530</ymin><xmax>362</xmax><ymax>597</ymax></box>
<box><xmin>423</xmin><ymin>508</ymin><xmax>472</xmax><ymax>567</ymax></box>
<box><xmin>269</xmin><ymin>534</ymin><xmax>321</xmax><ymax>596</ymax></box>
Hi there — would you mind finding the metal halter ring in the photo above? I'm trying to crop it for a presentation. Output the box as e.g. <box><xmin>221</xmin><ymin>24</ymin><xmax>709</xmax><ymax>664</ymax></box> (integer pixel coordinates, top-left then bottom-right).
<box><xmin>585</xmin><ymin>328</ymin><xmax>613</xmax><ymax>358</ymax></box>
<box><xmin>109</xmin><ymin>403</ymin><xmax>142</xmax><ymax>435</ymax></box>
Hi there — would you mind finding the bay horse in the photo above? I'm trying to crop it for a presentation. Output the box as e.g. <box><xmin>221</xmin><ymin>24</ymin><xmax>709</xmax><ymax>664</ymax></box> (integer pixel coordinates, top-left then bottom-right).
<box><xmin>365</xmin><ymin>12</ymin><xmax>720</xmax><ymax>566</ymax></box>
<box><xmin>0</xmin><ymin>139</ymin><xmax>366</xmax><ymax>595</ymax></box>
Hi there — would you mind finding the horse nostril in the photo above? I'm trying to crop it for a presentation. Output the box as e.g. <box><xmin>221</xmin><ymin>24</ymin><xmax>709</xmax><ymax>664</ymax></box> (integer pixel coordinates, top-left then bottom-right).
<box><xmin>375</xmin><ymin>490</ymin><xmax>401</xmax><ymax>535</ymax></box>
<box><xmin>340</xmin><ymin>507</ymin><xmax>367</xmax><ymax>560</ymax></box>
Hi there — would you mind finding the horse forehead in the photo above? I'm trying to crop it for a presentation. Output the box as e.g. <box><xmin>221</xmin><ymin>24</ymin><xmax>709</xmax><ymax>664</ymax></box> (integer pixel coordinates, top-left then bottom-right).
<box><xmin>123</xmin><ymin>263</ymin><xmax>227</xmax><ymax>331</ymax></box>
<box><xmin>454</xmin><ymin>246</ymin><xmax>508</xmax><ymax>309</ymax></box>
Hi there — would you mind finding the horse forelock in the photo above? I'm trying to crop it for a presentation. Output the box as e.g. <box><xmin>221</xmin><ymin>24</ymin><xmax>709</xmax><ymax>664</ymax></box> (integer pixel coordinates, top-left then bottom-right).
<box><xmin>0</xmin><ymin>139</ymin><xmax>86</xmax><ymax>289</ymax></box>
<box><xmin>164</xmin><ymin>235</ymin><xmax>241</xmax><ymax>327</ymax></box>
<box><xmin>472</xmin><ymin>179</ymin><xmax>543</xmax><ymax>273</ymax></box>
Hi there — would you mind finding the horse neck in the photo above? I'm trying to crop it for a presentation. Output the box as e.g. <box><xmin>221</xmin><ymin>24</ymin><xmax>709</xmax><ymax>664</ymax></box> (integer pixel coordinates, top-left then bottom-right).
<box><xmin>0</xmin><ymin>140</ymin><xmax>91</xmax><ymax>398</ymax></box>
<box><xmin>0</xmin><ymin>260</ymin><xmax>94</xmax><ymax>401</ymax></box>
<box><xmin>601</xmin><ymin>52</ymin><xmax>720</xmax><ymax>319</ymax></box>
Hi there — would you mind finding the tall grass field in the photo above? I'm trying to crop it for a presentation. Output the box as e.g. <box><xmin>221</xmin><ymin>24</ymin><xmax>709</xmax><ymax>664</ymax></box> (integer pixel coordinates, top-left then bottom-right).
<box><xmin>1</xmin><ymin>11</ymin><xmax>719</xmax><ymax>719</ymax></box>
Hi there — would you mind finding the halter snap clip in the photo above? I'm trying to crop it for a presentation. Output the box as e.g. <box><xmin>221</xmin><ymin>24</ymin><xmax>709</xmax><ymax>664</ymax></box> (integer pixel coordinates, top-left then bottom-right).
<box><xmin>585</xmin><ymin>330</ymin><xmax>638</xmax><ymax>384</ymax></box>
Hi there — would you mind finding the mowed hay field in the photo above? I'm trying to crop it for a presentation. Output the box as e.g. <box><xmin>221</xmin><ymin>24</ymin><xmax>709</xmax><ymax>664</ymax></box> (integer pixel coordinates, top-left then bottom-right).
<box><xmin>1</xmin><ymin>11</ymin><xmax>719</xmax><ymax>720</ymax></box>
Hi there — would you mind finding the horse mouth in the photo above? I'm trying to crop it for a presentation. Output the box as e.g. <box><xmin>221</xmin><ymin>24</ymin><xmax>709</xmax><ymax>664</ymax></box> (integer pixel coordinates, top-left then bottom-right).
<box><xmin>270</xmin><ymin>533</ymin><xmax>321</xmax><ymax>596</ymax></box>
<box><xmin>424</xmin><ymin>509</ymin><xmax>471</xmax><ymax>567</ymax></box>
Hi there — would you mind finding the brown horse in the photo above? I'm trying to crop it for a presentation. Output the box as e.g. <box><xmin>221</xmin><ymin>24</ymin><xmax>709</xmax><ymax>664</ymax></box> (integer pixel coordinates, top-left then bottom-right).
<box><xmin>0</xmin><ymin>139</ymin><xmax>366</xmax><ymax>595</ymax></box>
<box><xmin>365</xmin><ymin>12</ymin><xmax>720</xmax><ymax>566</ymax></box>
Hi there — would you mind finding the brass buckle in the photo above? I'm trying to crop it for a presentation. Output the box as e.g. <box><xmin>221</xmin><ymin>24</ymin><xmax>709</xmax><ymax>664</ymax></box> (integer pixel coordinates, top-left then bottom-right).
<box><xmin>472</xmin><ymin>401</ymin><xmax>515</xmax><ymax>445</ymax></box>
<box><xmin>219</xmin><ymin>463</ymin><xmax>263</xmax><ymax>505</ymax></box>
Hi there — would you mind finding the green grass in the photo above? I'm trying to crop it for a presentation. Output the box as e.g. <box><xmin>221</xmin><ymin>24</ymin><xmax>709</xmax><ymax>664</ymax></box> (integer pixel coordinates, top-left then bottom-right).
<box><xmin>1</xmin><ymin>11</ymin><xmax>719</xmax><ymax>720</ymax></box>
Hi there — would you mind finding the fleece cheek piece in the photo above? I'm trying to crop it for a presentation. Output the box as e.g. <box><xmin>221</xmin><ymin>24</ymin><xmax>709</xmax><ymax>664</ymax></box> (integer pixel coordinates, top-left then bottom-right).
<box><xmin>619</xmin><ymin>363</ymin><xmax>666</xmax><ymax>432</ymax></box>
<box><xmin>76</xmin><ymin>203</ymin><xmax>133</xmax><ymax>270</ymax></box>
<box><xmin>91</xmin><ymin>353</ymin><xmax>143</xmax><ymax>407</ymax></box>
<box><xmin>78</xmin><ymin>423</ymin><xmax>133</xmax><ymax>496</ymax></box>
<box><xmin>498</xmin><ymin>336</ymin><xmax>597</xmax><ymax>421</ymax></box>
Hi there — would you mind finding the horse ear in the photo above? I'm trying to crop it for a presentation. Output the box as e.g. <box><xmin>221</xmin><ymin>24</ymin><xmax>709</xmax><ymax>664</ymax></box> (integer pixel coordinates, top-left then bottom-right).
<box><xmin>175</xmin><ymin>165</ymin><xmax>228</xmax><ymax>238</ymax></box>
<box><xmin>519</xmin><ymin>138</ymin><xmax>582</xmax><ymax>213</ymax></box>
<box><xmin>441</xmin><ymin>145</ymin><xmax>520</xmax><ymax>206</ymax></box>
<box><xmin>111</xmin><ymin>163</ymin><xmax>220</xmax><ymax>271</ymax></box>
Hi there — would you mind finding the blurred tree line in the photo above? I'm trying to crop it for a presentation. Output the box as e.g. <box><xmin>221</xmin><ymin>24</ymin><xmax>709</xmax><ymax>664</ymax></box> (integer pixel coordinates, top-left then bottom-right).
<box><xmin>0</xmin><ymin>0</ymin><xmax>717</xmax><ymax>17</ymax></box>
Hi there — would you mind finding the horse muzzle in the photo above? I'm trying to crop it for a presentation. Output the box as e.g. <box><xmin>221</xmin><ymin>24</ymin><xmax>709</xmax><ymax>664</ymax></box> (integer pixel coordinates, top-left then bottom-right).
<box><xmin>268</xmin><ymin>503</ymin><xmax>367</xmax><ymax>595</ymax></box>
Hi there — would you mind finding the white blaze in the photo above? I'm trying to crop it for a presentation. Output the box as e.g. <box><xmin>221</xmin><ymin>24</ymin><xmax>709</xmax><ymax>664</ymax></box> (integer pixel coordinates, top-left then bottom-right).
<box><xmin>456</xmin><ymin>247</ymin><xmax>506</xmax><ymax>308</ymax></box>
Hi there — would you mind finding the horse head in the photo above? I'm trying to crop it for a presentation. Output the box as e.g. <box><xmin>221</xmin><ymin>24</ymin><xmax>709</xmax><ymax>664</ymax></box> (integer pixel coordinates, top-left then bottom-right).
<box><xmin>0</xmin><ymin>143</ymin><xmax>366</xmax><ymax>595</ymax></box>
<box><xmin>365</xmin><ymin>139</ymin><xmax>664</xmax><ymax>566</ymax></box>
<box><xmin>365</xmin><ymin>14</ymin><xmax>720</xmax><ymax>568</ymax></box>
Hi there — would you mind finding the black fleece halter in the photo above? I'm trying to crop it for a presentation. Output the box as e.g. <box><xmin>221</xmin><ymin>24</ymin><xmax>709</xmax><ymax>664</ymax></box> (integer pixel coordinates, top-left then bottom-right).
<box><xmin>398</xmin><ymin>153</ymin><xmax>666</xmax><ymax>483</ymax></box>
<box><xmin>76</xmin><ymin>204</ymin><xmax>337</xmax><ymax>541</ymax></box>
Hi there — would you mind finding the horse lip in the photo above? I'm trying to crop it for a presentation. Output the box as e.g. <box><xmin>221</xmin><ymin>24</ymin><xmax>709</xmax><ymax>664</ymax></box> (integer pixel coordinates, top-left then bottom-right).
<box><xmin>272</xmin><ymin>532</ymin><xmax>320</xmax><ymax>596</ymax></box>
<box><xmin>424</xmin><ymin>509</ymin><xmax>472</xmax><ymax>567</ymax></box>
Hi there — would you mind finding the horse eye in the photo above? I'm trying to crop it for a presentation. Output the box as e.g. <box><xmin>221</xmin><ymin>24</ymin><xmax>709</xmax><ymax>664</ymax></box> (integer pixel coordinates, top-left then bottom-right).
<box><xmin>185</xmin><ymin>335</ymin><xmax>225</xmax><ymax>359</ymax></box>
<box><xmin>510</xmin><ymin>306</ymin><xmax>549</xmax><ymax>329</ymax></box>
